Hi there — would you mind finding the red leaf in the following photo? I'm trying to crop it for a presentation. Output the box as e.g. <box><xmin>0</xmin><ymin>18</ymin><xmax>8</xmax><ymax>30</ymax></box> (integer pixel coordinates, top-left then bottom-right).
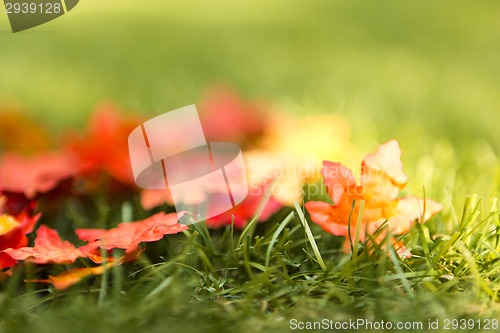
<box><xmin>2</xmin><ymin>225</ymin><xmax>84</xmax><ymax>265</ymax></box>
<box><xmin>67</xmin><ymin>105</ymin><xmax>142</xmax><ymax>187</ymax></box>
<box><xmin>199</xmin><ymin>87</ymin><xmax>269</xmax><ymax>146</ymax></box>
<box><xmin>77</xmin><ymin>212</ymin><xmax>188</xmax><ymax>254</ymax></box>
<box><xmin>0</xmin><ymin>200</ymin><xmax>40</xmax><ymax>269</ymax></box>
<box><xmin>0</xmin><ymin>152</ymin><xmax>76</xmax><ymax>199</ymax></box>
<box><xmin>204</xmin><ymin>181</ymin><xmax>282</xmax><ymax>229</ymax></box>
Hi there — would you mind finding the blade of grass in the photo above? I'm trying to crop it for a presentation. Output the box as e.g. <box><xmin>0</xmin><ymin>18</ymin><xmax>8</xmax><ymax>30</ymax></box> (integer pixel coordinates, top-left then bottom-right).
<box><xmin>388</xmin><ymin>240</ymin><xmax>415</xmax><ymax>299</ymax></box>
<box><xmin>143</xmin><ymin>276</ymin><xmax>175</xmax><ymax>303</ymax></box>
<box><xmin>265</xmin><ymin>212</ymin><xmax>295</xmax><ymax>268</ymax></box>
<box><xmin>352</xmin><ymin>200</ymin><xmax>365</xmax><ymax>260</ymax></box>
<box><xmin>236</xmin><ymin>182</ymin><xmax>275</xmax><ymax>249</ymax></box>
<box><xmin>98</xmin><ymin>242</ymin><xmax>108</xmax><ymax>306</ymax></box>
<box><xmin>294</xmin><ymin>202</ymin><xmax>326</xmax><ymax>271</ymax></box>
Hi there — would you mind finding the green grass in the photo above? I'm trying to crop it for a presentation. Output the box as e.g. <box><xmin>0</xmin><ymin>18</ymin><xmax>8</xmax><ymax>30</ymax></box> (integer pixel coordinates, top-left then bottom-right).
<box><xmin>1</xmin><ymin>194</ymin><xmax>499</xmax><ymax>332</ymax></box>
<box><xmin>1</xmin><ymin>0</ymin><xmax>500</xmax><ymax>332</ymax></box>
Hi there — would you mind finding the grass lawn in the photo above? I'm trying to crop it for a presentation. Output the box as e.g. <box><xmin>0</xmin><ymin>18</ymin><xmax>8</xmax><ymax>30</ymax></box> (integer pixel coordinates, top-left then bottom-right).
<box><xmin>1</xmin><ymin>1</ymin><xmax>500</xmax><ymax>332</ymax></box>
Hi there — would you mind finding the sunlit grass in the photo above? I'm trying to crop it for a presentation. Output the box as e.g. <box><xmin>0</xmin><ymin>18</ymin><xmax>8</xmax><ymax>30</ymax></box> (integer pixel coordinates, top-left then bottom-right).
<box><xmin>1</xmin><ymin>191</ymin><xmax>499</xmax><ymax>332</ymax></box>
<box><xmin>1</xmin><ymin>1</ymin><xmax>500</xmax><ymax>332</ymax></box>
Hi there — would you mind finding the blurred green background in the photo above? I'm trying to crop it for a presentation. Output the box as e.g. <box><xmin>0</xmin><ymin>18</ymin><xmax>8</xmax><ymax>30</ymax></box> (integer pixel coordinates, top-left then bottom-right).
<box><xmin>1</xmin><ymin>3</ymin><xmax>500</xmax><ymax>330</ymax></box>
<box><xmin>1</xmin><ymin>0</ymin><xmax>499</xmax><ymax>196</ymax></box>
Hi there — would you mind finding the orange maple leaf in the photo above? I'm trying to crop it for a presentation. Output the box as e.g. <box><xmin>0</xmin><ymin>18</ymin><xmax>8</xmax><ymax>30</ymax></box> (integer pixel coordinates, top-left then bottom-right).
<box><xmin>305</xmin><ymin>140</ymin><xmax>442</xmax><ymax>256</ymax></box>
<box><xmin>0</xmin><ymin>110</ymin><xmax>51</xmax><ymax>154</ymax></box>
<box><xmin>26</xmin><ymin>249</ymin><xmax>142</xmax><ymax>290</ymax></box>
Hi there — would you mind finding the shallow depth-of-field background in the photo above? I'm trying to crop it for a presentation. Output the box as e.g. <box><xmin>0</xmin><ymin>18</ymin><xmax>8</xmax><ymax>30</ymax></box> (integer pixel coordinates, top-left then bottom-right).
<box><xmin>1</xmin><ymin>1</ymin><xmax>500</xmax><ymax>332</ymax></box>
<box><xmin>1</xmin><ymin>0</ymin><xmax>500</xmax><ymax>194</ymax></box>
